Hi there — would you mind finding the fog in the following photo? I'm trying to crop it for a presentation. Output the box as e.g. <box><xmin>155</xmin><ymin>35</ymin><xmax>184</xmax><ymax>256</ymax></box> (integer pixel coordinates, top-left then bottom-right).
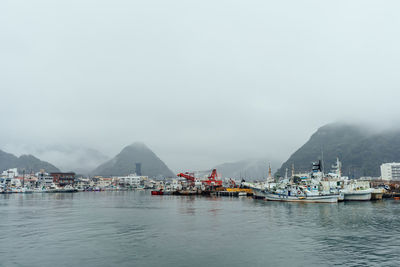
<box><xmin>1</xmin><ymin>0</ymin><xmax>400</xmax><ymax>172</ymax></box>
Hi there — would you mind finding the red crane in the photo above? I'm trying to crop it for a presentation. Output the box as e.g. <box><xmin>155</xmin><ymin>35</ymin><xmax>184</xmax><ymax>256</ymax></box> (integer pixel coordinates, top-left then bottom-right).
<box><xmin>177</xmin><ymin>169</ymin><xmax>223</xmax><ymax>186</ymax></box>
<box><xmin>203</xmin><ymin>169</ymin><xmax>223</xmax><ymax>186</ymax></box>
<box><xmin>177</xmin><ymin>172</ymin><xmax>196</xmax><ymax>185</ymax></box>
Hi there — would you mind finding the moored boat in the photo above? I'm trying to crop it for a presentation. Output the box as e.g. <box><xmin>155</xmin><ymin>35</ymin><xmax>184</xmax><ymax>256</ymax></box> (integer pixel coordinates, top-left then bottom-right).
<box><xmin>342</xmin><ymin>189</ymin><xmax>372</xmax><ymax>201</ymax></box>
<box><xmin>371</xmin><ymin>188</ymin><xmax>385</xmax><ymax>200</ymax></box>
<box><xmin>260</xmin><ymin>160</ymin><xmax>340</xmax><ymax>203</ymax></box>
<box><xmin>33</xmin><ymin>187</ymin><xmax>49</xmax><ymax>193</ymax></box>
<box><xmin>251</xmin><ymin>187</ymin><xmax>266</xmax><ymax>199</ymax></box>
<box><xmin>0</xmin><ymin>186</ymin><xmax>12</xmax><ymax>194</ymax></box>
<box><xmin>264</xmin><ymin>192</ymin><xmax>339</xmax><ymax>203</ymax></box>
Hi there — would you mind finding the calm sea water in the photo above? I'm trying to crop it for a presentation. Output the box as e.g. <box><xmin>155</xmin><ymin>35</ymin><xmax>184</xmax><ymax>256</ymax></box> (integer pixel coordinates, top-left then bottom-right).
<box><xmin>0</xmin><ymin>191</ymin><xmax>399</xmax><ymax>267</ymax></box>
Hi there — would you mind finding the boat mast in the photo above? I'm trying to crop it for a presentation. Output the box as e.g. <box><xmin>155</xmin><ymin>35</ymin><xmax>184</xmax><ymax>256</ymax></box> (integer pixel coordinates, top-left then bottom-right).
<box><xmin>291</xmin><ymin>164</ymin><xmax>295</xmax><ymax>178</ymax></box>
<box><xmin>268</xmin><ymin>163</ymin><xmax>272</xmax><ymax>179</ymax></box>
<box><xmin>321</xmin><ymin>147</ymin><xmax>325</xmax><ymax>175</ymax></box>
<box><xmin>336</xmin><ymin>157</ymin><xmax>342</xmax><ymax>178</ymax></box>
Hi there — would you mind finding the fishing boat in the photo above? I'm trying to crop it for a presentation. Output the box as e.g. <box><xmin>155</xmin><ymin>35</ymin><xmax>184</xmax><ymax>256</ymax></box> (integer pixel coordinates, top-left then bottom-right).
<box><xmin>0</xmin><ymin>185</ymin><xmax>12</xmax><ymax>194</ymax></box>
<box><xmin>174</xmin><ymin>189</ymin><xmax>197</xmax><ymax>195</ymax></box>
<box><xmin>341</xmin><ymin>180</ymin><xmax>373</xmax><ymax>201</ymax></box>
<box><xmin>371</xmin><ymin>188</ymin><xmax>385</xmax><ymax>200</ymax></box>
<box><xmin>151</xmin><ymin>190</ymin><xmax>164</xmax><ymax>195</ymax></box>
<box><xmin>263</xmin><ymin>191</ymin><xmax>339</xmax><ymax>203</ymax></box>
<box><xmin>21</xmin><ymin>187</ymin><xmax>33</xmax><ymax>193</ymax></box>
<box><xmin>249</xmin><ymin>186</ymin><xmax>266</xmax><ymax>199</ymax></box>
<box><xmin>243</xmin><ymin>183</ymin><xmax>266</xmax><ymax>199</ymax></box>
<box><xmin>58</xmin><ymin>185</ymin><xmax>78</xmax><ymax>193</ymax></box>
<box><xmin>262</xmin><ymin>160</ymin><xmax>340</xmax><ymax>203</ymax></box>
<box><xmin>260</xmin><ymin>180</ymin><xmax>340</xmax><ymax>203</ymax></box>
<box><xmin>342</xmin><ymin>188</ymin><xmax>373</xmax><ymax>201</ymax></box>
<box><xmin>242</xmin><ymin>164</ymin><xmax>275</xmax><ymax>199</ymax></box>
<box><xmin>321</xmin><ymin>158</ymin><xmax>374</xmax><ymax>201</ymax></box>
<box><xmin>33</xmin><ymin>187</ymin><xmax>49</xmax><ymax>193</ymax></box>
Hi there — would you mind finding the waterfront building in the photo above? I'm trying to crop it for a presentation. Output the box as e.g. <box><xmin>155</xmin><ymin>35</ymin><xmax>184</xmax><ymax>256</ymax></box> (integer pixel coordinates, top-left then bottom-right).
<box><xmin>75</xmin><ymin>177</ymin><xmax>93</xmax><ymax>189</ymax></box>
<box><xmin>118</xmin><ymin>174</ymin><xmax>141</xmax><ymax>187</ymax></box>
<box><xmin>50</xmin><ymin>172</ymin><xmax>76</xmax><ymax>187</ymax></box>
<box><xmin>96</xmin><ymin>177</ymin><xmax>114</xmax><ymax>188</ymax></box>
<box><xmin>1</xmin><ymin>168</ymin><xmax>18</xmax><ymax>178</ymax></box>
<box><xmin>359</xmin><ymin>176</ymin><xmax>381</xmax><ymax>181</ymax></box>
<box><xmin>380</xmin><ymin>163</ymin><xmax>400</xmax><ymax>181</ymax></box>
<box><xmin>24</xmin><ymin>176</ymin><xmax>38</xmax><ymax>188</ymax></box>
<box><xmin>36</xmin><ymin>171</ymin><xmax>54</xmax><ymax>187</ymax></box>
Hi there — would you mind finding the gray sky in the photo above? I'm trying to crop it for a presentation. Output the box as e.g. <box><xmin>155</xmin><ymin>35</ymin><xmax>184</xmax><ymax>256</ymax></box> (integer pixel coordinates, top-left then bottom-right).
<box><xmin>1</xmin><ymin>0</ymin><xmax>400</xmax><ymax>172</ymax></box>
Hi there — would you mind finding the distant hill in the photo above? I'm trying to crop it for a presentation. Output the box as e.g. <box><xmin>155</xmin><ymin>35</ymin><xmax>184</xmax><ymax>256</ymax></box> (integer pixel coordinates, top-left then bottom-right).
<box><xmin>214</xmin><ymin>158</ymin><xmax>281</xmax><ymax>181</ymax></box>
<box><xmin>31</xmin><ymin>145</ymin><xmax>110</xmax><ymax>174</ymax></box>
<box><xmin>0</xmin><ymin>149</ymin><xmax>60</xmax><ymax>173</ymax></box>
<box><xmin>92</xmin><ymin>142</ymin><xmax>174</xmax><ymax>178</ymax></box>
<box><xmin>277</xmin><ymin>123</ymin><xmax>400</xmax><ymax>178</ymax></box>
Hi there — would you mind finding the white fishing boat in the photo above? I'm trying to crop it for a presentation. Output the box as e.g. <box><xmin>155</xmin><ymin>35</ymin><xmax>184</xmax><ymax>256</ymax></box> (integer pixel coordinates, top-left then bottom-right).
<box><xmin>262</xmin><ymin>160</ymin><xmax>340</xmax><ymax>203</ymax></box>
<box><xmin>342</xmin><ymin>188</ymin><xmax>373</xmax><ymax>201</ymax></box>
<box><xmin>243</xmin><ymin>182</ymin><xmax>267</xmax><ymax>199</ymax></box>
<box><xmin>33</xmin><ymin>187</ymin><xmax>50</xmax><ymax>193</ymax></box>
<box><xmin>341</xmin><ymin>179</ymin><xmax>373</xmax><ymax>201</ymax></box>
<box><xmin>21</xmin><ymin>187</ymin><xmax>33</xmax><ymax>193</ymax></box>
<box><xmin>9</xmin><ymin>187</ymin><xmax>33</xmax><ymax>193</ymax></box>
<box><xmin>322</xmin><ymin>158</ymin><xmax>373</xmax><ymax>201</ymax></box>
<box><xmin>263</xmin><ymin>191</ymin><xmax>339</xmax><ymax>203</ymax></box>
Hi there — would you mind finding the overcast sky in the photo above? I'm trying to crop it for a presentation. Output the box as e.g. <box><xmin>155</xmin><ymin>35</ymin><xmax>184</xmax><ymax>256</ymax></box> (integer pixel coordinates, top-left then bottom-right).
<box><xmin>1</xmin><ymin>0</ymin><xmax>400</xmax><ymax>172</ymax></box>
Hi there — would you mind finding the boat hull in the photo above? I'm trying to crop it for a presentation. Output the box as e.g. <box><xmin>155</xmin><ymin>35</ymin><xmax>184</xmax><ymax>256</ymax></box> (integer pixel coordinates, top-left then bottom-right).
<box><xmin>371</xmin><ymin>193</ymin><xmax>383</xmax><ymax>200</ymax></box>
<box><xmin>371</xmin><ymin>189</ymin><xmax>385</xmax><ymax>200</ymax></box>
<box><xmin>343</xmin><ymin>192</ymin><xmax>371</xmax><ymax>201</ymax></box>
<box><xmin>264</xmin><ymin>192</ymin><xmax>339</xmax><ymax>203</ymax></box>
<box><xmin>251</xmin><ymin>188</ymin><xmax>266</xmax><ymax>199</ymax></box>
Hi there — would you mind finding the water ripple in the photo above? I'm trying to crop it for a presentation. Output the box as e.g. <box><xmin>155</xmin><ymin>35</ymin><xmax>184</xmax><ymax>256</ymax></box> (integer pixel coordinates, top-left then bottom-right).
<box><xmin>1</xmin><ymin>193</ymin><xmax>400</xmax><ymax>266</ymax></box>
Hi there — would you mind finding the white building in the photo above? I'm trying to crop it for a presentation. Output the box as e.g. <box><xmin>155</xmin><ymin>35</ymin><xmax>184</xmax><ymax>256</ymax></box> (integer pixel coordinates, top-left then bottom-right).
<box><xmin>2</xmin><ymin>168</ymin><xmax>18</xmax><ymax>178</ymax></box>
<box><xmin>118</xmin><ymin>174</ymin><xmax>142</xmax><ymax>187</ymax></box>
<box><xmin>380</xmin><ymin>162</ymin><xmax>400</xmax><ymax>181</ymax></box>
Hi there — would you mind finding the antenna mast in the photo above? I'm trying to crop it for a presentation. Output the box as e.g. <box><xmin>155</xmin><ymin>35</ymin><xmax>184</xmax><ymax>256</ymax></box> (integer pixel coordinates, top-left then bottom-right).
<box><xmin>291</xmin><ymin>164</ymin><xmax>295</xmax><ymax>178</ymax></box>
<box><xmin>321</xmin><ymin>146</ymin><xmax>325</xmax><ymax>175</ymax></box>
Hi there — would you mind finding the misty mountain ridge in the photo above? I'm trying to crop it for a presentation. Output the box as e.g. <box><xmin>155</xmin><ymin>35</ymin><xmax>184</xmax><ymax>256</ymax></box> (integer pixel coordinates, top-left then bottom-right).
<box><xmin>213</xmin><ymin>158</ymin><xmax>281</xmax><ymax>181</ymax></box>
<box><xmin>277</xmin><ymin>122</ymin><xmax>400</xmax><ymax>178</ymax></box>
<box><xmin>1</xmin><ymin>144</ymin><xmax>110</xmax><ymax>174</ymax></box>
<box><xmin>92</xmin><ymin>142</ymin><xmax>175</xmax><ymax>178</ymax></box>
<box><xmin>0</xmin><ymin>149</ymin><xmax>60</xmax><ymax>173</ymax></box>
<box><xmin>32</xmin><ymin>144</ymin><xmax>110</xmax><ymax>174</ymax></box>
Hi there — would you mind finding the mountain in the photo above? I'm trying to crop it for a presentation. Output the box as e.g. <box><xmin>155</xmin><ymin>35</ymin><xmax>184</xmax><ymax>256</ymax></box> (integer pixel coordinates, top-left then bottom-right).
<box><xmin>277</xmin><ymin>122</ymin><xmax>400</xmax><ymax>178</ymax></box>
<box><xmin>214</xmin><ymin>158</ymin><xmax>281</xmax><ymax>181</ymax></box>
<box><xmin>31</xmin><ymin>145</ymin><xmax>110</xmax><ymax>174</ymax></box>
<box><xmin>92</xmin><ymin>142</ymin><xmax>175</xmax><ymax>178</ymax></box>
<box><xmin>0</xmin><ymin>149</ymin><xmax>60</xmax><ymax>173</ymax></box>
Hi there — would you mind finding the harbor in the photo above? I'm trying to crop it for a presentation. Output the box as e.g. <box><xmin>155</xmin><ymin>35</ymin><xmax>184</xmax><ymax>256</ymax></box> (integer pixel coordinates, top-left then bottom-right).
<box><xmin>3</xmin><ymin>0</ymin><xmax>400</xmax><ymax>265</ymax></box>
<box><xmin>2</xmin><ymin>159</ymin><xmax>400</xmax><ymax>204</ymax></box>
